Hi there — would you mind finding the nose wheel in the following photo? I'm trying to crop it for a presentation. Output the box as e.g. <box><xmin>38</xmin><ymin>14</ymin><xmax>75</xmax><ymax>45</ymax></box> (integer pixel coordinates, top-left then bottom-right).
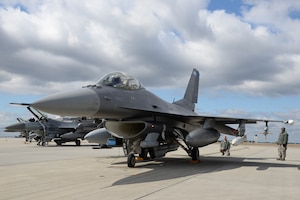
<box><xmin>127</xmin><ymin>153</ymin><xmax>136</xmax><ymax>168</ymax></box>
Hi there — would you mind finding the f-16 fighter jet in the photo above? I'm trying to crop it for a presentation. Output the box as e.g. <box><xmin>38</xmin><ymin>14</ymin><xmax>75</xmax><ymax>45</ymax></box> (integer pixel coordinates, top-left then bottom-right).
<box><xmin>5</xmin><ymin>106</ymin><xmax>99</xmax><ymax>146</ymax></box>
<box><xmin>29</xmin><ymin>69</ymin><xmax>293</xmax><ymax>166</ymax></box>
<box><xmin>258</xmin><ymin>121</ymin><xmax>273</xmax><ymax>140</ymax></box>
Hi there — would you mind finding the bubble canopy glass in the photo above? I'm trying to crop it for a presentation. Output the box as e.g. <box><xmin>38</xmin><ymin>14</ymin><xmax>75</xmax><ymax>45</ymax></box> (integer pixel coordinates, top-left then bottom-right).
<box><xmin>96</xmin><ymin>72</ymin><xmax>143</xmax><ymax>90</ymax></box>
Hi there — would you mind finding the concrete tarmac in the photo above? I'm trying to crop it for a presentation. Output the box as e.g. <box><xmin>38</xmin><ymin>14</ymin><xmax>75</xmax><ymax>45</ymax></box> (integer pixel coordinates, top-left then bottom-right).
<box><xmin>0</xmin><ymin>138</ymin><xmax>299</xmax><ymax>200</ymax></box>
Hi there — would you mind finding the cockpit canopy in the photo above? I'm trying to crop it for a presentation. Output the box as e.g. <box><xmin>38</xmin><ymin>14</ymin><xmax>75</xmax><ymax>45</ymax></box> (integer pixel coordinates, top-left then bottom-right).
<box><xmin>96</xmin><ymin>72</ymin><xmax>143</xmax><ymax>90</ymax></box>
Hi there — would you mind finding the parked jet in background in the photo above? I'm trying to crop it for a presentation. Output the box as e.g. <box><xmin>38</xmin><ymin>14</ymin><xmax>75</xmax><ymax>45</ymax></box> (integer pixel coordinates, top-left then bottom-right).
<box><xmin>29</xmin><ymin>69</ymin><xmax>293</xmax><ymax>167</ymax></box>
<box><xmin>5</xmin><ymin>116</ymin><xmax>43</xmax><ymax>142</ymax></box>
<box><xmin>5</xmin><ymin>106</ymin><xmax>99</xmax><ymax>146</ymax></box>
<box><xmin>258</xmin><ymin>121</ymin><xmax>273</xmax><ymax>140</ymax></box>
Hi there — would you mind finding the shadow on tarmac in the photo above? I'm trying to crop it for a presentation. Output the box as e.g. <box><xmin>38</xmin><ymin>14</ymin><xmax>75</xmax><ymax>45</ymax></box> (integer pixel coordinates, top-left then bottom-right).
<box><xmin>112</xmin><ymin>156</ymin><xmax>300</xmax><ymax>186</ymax></box>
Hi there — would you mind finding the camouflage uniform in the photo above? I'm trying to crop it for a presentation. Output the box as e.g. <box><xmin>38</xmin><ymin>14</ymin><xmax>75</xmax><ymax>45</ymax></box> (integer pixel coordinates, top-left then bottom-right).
<box><xmin>277</xmin><ymin>127</ymin><xmax>288</xmax><ymax>161</ymax></box>
<box><xmin>220</xmin><ymin>136</ymin><xmax>231</xmax><ymax>156</ymax></box>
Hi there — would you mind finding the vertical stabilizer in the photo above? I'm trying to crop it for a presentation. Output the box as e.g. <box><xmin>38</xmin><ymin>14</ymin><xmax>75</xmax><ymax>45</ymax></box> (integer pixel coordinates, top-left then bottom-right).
<box><xmin>173</xmin><ymin>69</ymin><xmax>199</xmax><ymax>111</ymax></box>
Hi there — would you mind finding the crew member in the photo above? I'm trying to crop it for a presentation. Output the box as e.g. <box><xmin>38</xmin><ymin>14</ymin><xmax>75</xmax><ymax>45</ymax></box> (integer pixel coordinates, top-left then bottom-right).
<box><xmin>277</xmin><ymin>127</ymin><xmax>288</xmax><ymax>161</ymax></box>
<box><xmin>220</xmin><ymin>136</ymin><xmax>230</xmax><ymax>156</ymax></box>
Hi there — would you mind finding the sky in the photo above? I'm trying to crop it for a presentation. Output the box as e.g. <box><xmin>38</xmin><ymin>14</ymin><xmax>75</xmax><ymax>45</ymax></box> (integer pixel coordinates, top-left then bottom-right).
<box><xmin>0</xmin><ymin>0</ymin><xmax>300</xmax><ymax>142</ymax></box>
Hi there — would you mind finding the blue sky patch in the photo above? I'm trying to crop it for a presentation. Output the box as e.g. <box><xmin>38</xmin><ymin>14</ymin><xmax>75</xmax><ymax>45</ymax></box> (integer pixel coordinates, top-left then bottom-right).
<box><xmin>13</xmin><ymin>3</ymin><xmax>29</xmax><ymax>13</ymax></box>
<box><xmin>208</xmin><ymin>0</ymin><xmax>244</xmax><ymax>15</ymax></box>
<box><xmin>0</xmin><ymin>3</ymin><xmax>29</xmax><ymax>13</ymax></box>
<box><xmin>288</xmin><ymin>9</ymin><xmax>300</xmax><ymax>20</ymax></box>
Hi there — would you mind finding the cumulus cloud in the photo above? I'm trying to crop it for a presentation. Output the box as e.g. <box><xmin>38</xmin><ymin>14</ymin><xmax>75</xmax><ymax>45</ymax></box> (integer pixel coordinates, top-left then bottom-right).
<box><xmin>0</xmin><ymin>0</ymin><xmax>299</xmax><ymax>96</ymax></box>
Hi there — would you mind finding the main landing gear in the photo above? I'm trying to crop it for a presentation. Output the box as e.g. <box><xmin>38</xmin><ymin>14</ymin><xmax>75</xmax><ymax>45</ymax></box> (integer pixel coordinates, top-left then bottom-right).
<box><xmin>75</xmin><ymin>139</ymin><xmax>81</xmax><ymax>146</ymax></box>
<box><xmin>126</xmin><ymin>147</ymin><xmax>200</xmax><ymax>168</ymax></box>
<box><xmin>127</xmin><ymin>148</ymin><xmax>155</xmax><ymax>168</ymax></box>
<box><xmin>190</xmin><ymin>147</ymin><xmax>200</xmax><ymax>163</ymax></box>
<box><xmin>127</xmin><ymin>153</ymin><xmax>136</xmax><ymax>168</ymax></box>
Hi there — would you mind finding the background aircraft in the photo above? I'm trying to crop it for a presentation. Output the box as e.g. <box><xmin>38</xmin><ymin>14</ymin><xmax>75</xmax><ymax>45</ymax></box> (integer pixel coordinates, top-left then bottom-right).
<box><xmin>5</xmin><ymin>116</ymin><xmax>43</xmax><ymax>142</ymax></box>
<box><xmin>29</xmin><ymin>69</ymin><xmax>293</xmax><ymax>166</ymax></box>
<box><xmin>5</xmin><ymin>106</ymin><xmax>99</xmax><ymax>146</ymax></box>
<box><xmin>258</xmin><ymin>121</ymin><xmax>272</xmax><ymax>140</ymax></box>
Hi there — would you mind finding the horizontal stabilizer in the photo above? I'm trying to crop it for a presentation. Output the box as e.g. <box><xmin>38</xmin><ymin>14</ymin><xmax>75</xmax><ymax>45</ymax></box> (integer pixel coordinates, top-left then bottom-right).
<box><xmin>10</xmin><ymin>103</ymin><xmax>31</xmax><ymax>106</ymax></box>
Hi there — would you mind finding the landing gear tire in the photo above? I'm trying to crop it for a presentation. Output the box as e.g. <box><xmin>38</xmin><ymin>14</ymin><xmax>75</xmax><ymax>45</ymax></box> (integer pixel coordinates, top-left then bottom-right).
<box><xmin>191</xmin><ymin>147</ymin><xmax>199</xmax><ymax>161</ymax></box>
<box><xmin>149</xmin><ymin>148</ymin><xmax>155</xmax><ymax>160</ymax></box>
<box><xmin>127</xmin><ymin>153</ymin><xmax>136</xmax><ymax>168</ymax></box>
<box><xmin>75</xmin><ymin>140</ymin><xmax>81</xmax><ymax>146</ymax></box>
<box><xmin>139</xmin><ymin>148</ymin><xmax>148</xmax><ymax>160</ymax></box>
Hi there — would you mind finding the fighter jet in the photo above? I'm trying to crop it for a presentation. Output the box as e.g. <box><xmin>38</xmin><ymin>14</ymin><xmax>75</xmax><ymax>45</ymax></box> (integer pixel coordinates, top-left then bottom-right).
<box><xmin>4</xmin><ymin>117</ymin><xmax>43</xmax><ymax>142</ymax></box>
<box><xmin>5</xmin><ymin>106</ymin><xmax>99</xmax><ymax>146</ymax></box>
<box><xmin>28</xmin><ymin>69</ymin><xmax>293</xmax><ymax>167</ymax></box>
<box><xmin>259</xmin><ymin>121</ymin><xmax>272</xmax><ymax>140</ymax></box>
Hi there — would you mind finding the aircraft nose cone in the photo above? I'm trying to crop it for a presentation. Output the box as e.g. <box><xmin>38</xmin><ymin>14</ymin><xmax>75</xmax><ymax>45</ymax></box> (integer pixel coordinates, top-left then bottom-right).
<box><xmin>31</xmin><ymin>88</ymin><xmax>100</xmax><ymax>117</ymax></box>
<box><xmin>5</xmin><ymin>123</ymin><xmax>25</xmax><ymax>132</ymax></box>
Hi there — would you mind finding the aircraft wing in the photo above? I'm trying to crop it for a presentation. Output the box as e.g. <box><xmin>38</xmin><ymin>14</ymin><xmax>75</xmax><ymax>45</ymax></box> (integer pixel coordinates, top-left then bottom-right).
<box><xmin>187</xmin><ymin>115</ymin><xmax>286</xmax><ymax>124</ymax></box>
<box><xmin>117</xmin><ymin>106</ymin><xmax>289</xmax><ymax>138</ymax></box>
<box><xmin>119</xmin><ymin>105</ymin><xmax>286</xmax><ymax>124</ymax></box>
